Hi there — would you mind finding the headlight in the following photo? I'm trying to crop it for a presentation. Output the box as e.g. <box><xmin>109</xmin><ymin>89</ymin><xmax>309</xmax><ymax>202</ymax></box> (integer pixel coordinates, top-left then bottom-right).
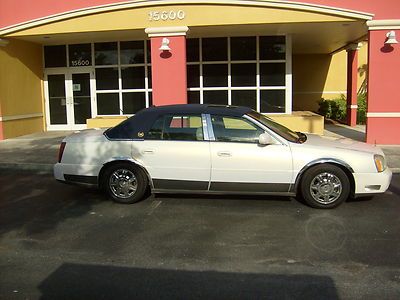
<box><xmin>374</xmin><ymin>154</ymin><xmax>386</xmax><ymax>172</ymax></box>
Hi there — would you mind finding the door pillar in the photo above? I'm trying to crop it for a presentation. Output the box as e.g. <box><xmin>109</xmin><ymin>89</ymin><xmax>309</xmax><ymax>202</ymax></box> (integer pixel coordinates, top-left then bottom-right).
<box><xmin>346</xmin><ymin>43</ymin><xmax>361</xmax><ymax>127</ymax></box>
<box><xmin>145</xmin><ymin>26</ymin><xmax>189</xmax><ymax>106</ymax></box>
<box><xmin>366</xmin><ymin>21</ymin><xmax>400</xmax><ymax>144</ymax></box>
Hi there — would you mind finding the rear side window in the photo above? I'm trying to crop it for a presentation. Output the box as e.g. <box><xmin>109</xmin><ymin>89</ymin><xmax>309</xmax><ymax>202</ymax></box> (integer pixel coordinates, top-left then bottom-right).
<box><xmin>147</xmin><ymin>115</ymin><xmax>204</xmax><ymax>141</ymax></box>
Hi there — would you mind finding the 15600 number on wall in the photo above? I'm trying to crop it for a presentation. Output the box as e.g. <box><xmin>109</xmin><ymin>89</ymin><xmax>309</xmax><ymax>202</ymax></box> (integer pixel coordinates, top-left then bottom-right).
<box><xmin>148</xmin><ymin>10</ymin><xmax>185</xmax><ymax>21</ymax></box>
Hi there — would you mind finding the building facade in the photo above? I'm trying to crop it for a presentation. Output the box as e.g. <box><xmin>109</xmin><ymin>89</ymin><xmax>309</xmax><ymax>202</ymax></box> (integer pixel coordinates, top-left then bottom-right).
<box><xmin>0</xmin><ymin>0</ymin><xmax>399</xmax><ymax>144</ymax></box>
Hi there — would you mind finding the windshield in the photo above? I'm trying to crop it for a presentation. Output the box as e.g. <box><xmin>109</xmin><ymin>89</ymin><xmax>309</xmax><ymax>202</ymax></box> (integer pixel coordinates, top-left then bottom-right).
<box><xmin>247</xmin><ymin>111</ymin><xmax>304</xmax><ymax>143</ymax></box>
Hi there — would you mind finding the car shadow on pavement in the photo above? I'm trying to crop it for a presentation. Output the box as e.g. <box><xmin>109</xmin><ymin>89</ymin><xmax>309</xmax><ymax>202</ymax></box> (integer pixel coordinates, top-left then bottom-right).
<box><xmin>38</xmin><ymin>263</ymin><xmax>339</xmax><ymax>300</ymax></box>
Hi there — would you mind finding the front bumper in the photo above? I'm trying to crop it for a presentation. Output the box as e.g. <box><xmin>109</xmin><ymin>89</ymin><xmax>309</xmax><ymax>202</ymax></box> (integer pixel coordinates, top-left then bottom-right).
<box><xmin>354</xmin><ymin>167</ymin><xmax>392</xmax><ymax>195</ymax></box>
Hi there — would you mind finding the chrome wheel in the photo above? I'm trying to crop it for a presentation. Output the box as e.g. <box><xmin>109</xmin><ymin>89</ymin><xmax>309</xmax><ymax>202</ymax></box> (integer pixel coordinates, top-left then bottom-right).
<box><xmin>109</xmin><ymin>168</ymin><xmax>138</xmax><ymax>199</ymax></box>
<box><xmin>310</xmin><ymin>172</ymin><xmax>342</xmax><ymax>204</ymax></box>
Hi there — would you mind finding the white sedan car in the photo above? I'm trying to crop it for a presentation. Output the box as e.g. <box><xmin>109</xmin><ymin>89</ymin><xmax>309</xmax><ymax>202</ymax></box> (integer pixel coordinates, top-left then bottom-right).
<box><xmin>54</xmin><ymin>104</ymin><xmax>392</xmax><ymax>209</ymax></box>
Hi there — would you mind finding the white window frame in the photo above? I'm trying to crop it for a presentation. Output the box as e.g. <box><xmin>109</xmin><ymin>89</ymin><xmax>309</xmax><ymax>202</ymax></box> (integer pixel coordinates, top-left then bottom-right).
<box><xmin>187</xmin><ymin>35</ymin><xmax>292</xmax><ymax>114</ymax></box>
<box><xmin>93</xmin><ymin>40</ymin><xmax>152</xmax><ymax>117</ymax></box>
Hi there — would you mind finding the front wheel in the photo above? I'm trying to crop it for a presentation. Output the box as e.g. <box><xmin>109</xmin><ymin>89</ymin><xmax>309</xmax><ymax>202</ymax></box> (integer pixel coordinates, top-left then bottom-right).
<box><xmin>103</xmin><ymin>163</ymin><xmax>148</xmax><ymax>204</ymax></box>
<box><xmin>301</xmin><ymin>164</ymin><xmax>350</xmax><ymax>209</ymax></box>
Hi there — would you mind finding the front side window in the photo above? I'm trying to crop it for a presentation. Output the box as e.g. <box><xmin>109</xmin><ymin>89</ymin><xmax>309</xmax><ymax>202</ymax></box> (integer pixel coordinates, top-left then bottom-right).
<box><xmin>147</xmin><ymin>115</ymin><xmax>204</xmax><ymax>141</ymax></box>
<box><xmin>211</xmin><ymin>115</ymin><xmax>264</xmax><ymax>143</ymax></box>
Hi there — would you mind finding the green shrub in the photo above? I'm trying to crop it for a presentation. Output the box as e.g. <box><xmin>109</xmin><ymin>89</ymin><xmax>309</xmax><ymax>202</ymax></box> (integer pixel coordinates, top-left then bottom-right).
<box><xmin>357</xmin><ymin>93</ymin><xmax>367</xmax><ymax>124</ymax></box>
<box><xmin>318</xmin><ymin>95</ymin><xmax>347</xmax><ymax>122</ymax></box>
<box><xmin>318</xmin><ymin>93</ymin><xmax>367</xmax><ymax>124</ymax></box>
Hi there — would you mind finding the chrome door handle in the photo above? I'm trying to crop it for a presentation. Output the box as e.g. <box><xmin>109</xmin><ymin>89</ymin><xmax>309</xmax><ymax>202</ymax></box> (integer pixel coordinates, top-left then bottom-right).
<box><xmin>217</xmin><ymin>151</ymin><xmax>232</xmax><ymax>157</ymax></box>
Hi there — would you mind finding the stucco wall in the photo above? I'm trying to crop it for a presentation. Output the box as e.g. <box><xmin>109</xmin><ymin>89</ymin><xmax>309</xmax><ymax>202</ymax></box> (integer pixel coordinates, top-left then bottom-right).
<box><xmin>0</xmin><ymin>39</ymin><xmax>44</xmax><ymax>139</ymax></box>
<box><xmin>293</xmin><ymin>43</ymin><xmax>368</xmax><ymax>112</ymax></box>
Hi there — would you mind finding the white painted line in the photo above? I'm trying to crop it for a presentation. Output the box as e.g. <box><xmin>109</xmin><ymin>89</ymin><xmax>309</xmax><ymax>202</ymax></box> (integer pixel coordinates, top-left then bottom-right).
<box><xmin>147</xmin><ymin>200</ymin><xmax>162</xmax><ymax>215</ymax></box>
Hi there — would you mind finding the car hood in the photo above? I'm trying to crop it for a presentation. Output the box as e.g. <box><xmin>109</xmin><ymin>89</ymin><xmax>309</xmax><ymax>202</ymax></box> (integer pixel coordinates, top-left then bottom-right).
<box><xmin>64</xmin><ymin>128</ymin><xmax>108</xmax><ymax>143</ymax></box>
<box><xmin>303</xmin><ymin>134</ymin><xmax>384</xmax><ymax>155</ymax></box>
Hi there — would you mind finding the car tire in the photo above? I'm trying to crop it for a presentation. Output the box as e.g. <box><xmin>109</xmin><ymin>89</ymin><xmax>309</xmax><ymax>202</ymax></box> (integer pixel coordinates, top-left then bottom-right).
<box><xmin>103</xmin><ymin>163</ymin><xmax>148</xmax><ymax>204</ymax></box>
<box><xmin>301</xmin><ymin>164</ymin><xmax>350</xmax><ymax>209</ymax></box>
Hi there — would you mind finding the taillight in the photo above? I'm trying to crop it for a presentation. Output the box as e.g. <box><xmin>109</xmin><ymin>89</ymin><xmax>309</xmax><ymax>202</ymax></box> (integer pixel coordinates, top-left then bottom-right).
<box><xmin>58</xmin><ymin>142</ymin><xmax>66</xmax><ymax>163</ymax></box>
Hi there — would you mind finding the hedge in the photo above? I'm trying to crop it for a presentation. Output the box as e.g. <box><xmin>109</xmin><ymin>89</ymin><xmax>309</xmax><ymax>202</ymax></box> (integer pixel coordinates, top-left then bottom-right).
<box><xmin>318</xmin><ymin>94</ymin><xmax>367</xmax><ymax>124</ymax></box>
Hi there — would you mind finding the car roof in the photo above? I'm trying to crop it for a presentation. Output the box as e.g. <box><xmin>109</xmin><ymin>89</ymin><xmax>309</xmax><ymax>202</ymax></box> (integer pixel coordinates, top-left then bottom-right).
<box><xmin>141</xmin><ymin>104</ymin><xmax>251</xmax><ymax>116</ymax></box>
<box><xmin>105</xmin><ymin>104</ymin><xmax>253</xmax><ymax>140</ymax></box>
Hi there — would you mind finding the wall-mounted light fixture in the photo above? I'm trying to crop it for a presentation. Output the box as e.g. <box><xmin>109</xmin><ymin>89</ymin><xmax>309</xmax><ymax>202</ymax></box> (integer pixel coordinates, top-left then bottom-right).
<box><xmin>159</xmin><ymin>37</ymin><xmax>171</xmax><ymax>51</ymax></box>
<box><xmin>385</xmin><ymin>31</ymin><xmax>398</xmax><ymax>45</ymax></box>
<box><xmin>0</xmin><ymin>38</ymin><xmax>9</xmax><ymax>47</ymax></box>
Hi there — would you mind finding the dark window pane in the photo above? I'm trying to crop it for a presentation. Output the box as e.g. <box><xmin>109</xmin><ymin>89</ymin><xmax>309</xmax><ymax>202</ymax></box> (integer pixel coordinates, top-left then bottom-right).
<box><xmin>48</xmin><ymin>74</ymin><xmax>66</xmax><ymax>98</ymax></box>
<box><xmin>96</xmin><ymin>68</ymin><xmax>119</xmax><ymax>90</ymax></box>
<box><xmin>260</xmin><ymin>63</ymin><xmax>285</xmax><ymax>86</ymax></box>
<box><xmin>203</xmin><ymin>90</ymin><xmax>228</xmax><ymax>105</ymax></box>
<box><xmin>187</xmin><ymin>65</ymin><xmax>199</xmax><ymax>87</ymax></box>
<box><xmin>231</xmin><ymin>64</ymin><xmax>256</xmax><ymax>87</ymax></box>
<box><xmin>260</xmin><ymin>90</ymin><xmax>285</xmax><ymax>113</ymax></box>
<box><xmin>231</xmin><ymin>90</ymin><xmax>256</xmax><ymax>110</ymax></box>
<box><xmin>122</xmin><ymin>66</ymin><xmax>145</xmax><ymax>89</ymax></box>
<box><xmin>95</xmin><ymin>42</ymin><xmax>118</xmax><ymax>65</ymax></box>
<box><xmin>147</xmin><ymin>40</ymin><xmax>151</xmax><ymax>63</ymax></box>
<box><xmin>231</xmin><ymin>37</ymin><xmax>256</xmax><ymax>60</ymax></box>
<box><xmin>48</xmin><ymin>74</ymin><xmax>67</xmax><ymax>124</ymax></box>
<box><xmin>122</xmin><ymin>92</ymin><xmax>145</xmax><ymax>114</ymax></box>
<box><xmin>186</xmin><ymin>38</ymin><xmax>199</xmax><ymax>62</ymax></box>
<box><xmin>165</xmin><ymin>115</ymin><xmax>203</xmax><ymax>141</ymax></box>
<box><xmin>72</xmin><ymin>73</ymin><xmax>91</xmax><ymax>124</ymax></box>
<box><xmin>188</xmin><ymin>91</ymin><xmax>200</xmax><ymax>104</ymax></box>
<box><xmin>203</xmin><ymin>64</ymin><xmax>227</xmax><ymax>87</ymax></box>
<box><xmin>69</xmin><ymin>44</ymin><xmax>91</xmax><ymax>67</ymax></box>
<box><xmin>260</xmin><ymin>36</ymin><xmax>286</xmax><ymax>60</ymax></box>
<box><xmin>148</xmin><ymin>92</ymin><xmax>152</xmax><ymax>106</ymax></box>
<box><xmin>202</xmin><ymin>38</ymin><xmax>227</xmax><ymax>61</ymax></box>
<box><xmin>211</xmin><ymin>115</ymin><xmax>263</xmax><ymax>143</ymax></box>
<box><xmin>97</xmin><ymin>93</ymin><xmax>120</xmax><ymax>115</ymax></box>
<box><xmin>120</xmin><ymin>41</ymin><xmax>144</xmax><ymax>64</ymax></box>
<box><xmin>148</xmin><ymin>67</ymin><xmax>152</xmax><ymax>88</ymax></box>
<box><xmin>147</xmin><ymin>116</ymin><xmax>164</xmax><ymax>140</ymax></box>
<box><xmin>44</xmin><ymin>45</ymin><xmax>66</xmax><ymax>68</ymax></box>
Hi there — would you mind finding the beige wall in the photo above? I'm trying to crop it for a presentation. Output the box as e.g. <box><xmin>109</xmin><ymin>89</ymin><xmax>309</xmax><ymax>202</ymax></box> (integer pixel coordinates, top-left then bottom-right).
<box><xmin>293</xmin><ymin>42</ymin><xmax>368</xmax><ymax>112</ymax></box>
<box><xmin>0</xmin><ymin>39</ymin><xmax>44</xmax><ymax>139</ymax></box>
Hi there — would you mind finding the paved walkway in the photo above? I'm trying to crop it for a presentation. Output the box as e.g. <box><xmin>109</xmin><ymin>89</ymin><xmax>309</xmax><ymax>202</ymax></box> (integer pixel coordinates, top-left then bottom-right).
<box><xmin>0</xmin><ymin>125</ymin><xmax>399</xmax><ymax>174</ymax></box>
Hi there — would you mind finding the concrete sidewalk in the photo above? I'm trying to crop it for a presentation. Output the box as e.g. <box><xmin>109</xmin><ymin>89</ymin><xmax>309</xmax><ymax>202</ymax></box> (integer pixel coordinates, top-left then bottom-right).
<box><xmin>0</xmin><ymin>125</ymin><xmax>399</xmax><ymax>174</ymax></box>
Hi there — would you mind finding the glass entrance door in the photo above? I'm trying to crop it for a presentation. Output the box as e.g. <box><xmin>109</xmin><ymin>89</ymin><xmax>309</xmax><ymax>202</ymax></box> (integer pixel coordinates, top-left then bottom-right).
<box><xmin>71</xmin><ymin>73</ymin><xmax>92</xmax><ymax>126</ymax></box>
<box><xmin>45</xmin><ymin>69</ymin><xmax>95</xmax><ymax>130</ymax></box>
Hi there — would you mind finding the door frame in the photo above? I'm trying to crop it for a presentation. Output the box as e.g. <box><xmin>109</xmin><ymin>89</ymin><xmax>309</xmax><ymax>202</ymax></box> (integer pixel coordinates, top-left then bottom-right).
<box><xmin>44</xmin><ymin>67</ymin><xmax>96</xmax><ymax>131</ymax></box>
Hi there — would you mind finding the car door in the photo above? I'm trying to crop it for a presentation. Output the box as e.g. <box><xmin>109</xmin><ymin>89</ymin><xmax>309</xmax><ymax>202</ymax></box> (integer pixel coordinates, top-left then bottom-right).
<box><xmin>134</xmin><ymin>113</ymin><xmax>211</xmax><ymax>191</ymax></box>
<box><xmin>208</xmin><ymin>114</ymin><xmax>293</xmax><ymax>193</ymax></box>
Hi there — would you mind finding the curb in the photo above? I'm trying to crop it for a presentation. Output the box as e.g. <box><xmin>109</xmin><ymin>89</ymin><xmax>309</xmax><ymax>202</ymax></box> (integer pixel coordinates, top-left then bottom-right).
<box><xmin>0</xmin><ymin>163</ymin><xmax>53</xmax><ymax>174</ymax></box>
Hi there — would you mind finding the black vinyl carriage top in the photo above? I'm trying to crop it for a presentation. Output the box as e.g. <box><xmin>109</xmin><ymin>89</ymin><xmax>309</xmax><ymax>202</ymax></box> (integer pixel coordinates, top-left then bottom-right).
<box><xmin>104</xmin><ymin>104</ymin><xmax>252</xmax><ymax>140</ymax></box>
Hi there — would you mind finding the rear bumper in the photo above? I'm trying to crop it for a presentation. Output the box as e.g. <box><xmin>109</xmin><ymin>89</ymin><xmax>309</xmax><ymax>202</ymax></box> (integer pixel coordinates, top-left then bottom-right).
<box><xmin>354</xmin><ymin>168</ymin><xmax>392</xmax><ymax>195</ymax></box>
<box><xmin>54</xmin><ymin>163</ymin><xmax>99</xmax><ymax>186</ymax></box>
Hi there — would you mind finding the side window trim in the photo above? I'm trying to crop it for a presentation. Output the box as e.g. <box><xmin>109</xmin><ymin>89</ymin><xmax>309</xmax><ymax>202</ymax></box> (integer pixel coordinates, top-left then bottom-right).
<box><xmin>203</xmin><ymin>114</ymin><xmax>215</xmax><ymax>141</ymax></box>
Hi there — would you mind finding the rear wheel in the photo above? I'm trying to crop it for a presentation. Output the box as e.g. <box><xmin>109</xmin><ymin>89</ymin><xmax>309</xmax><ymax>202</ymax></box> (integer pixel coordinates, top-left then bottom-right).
<box><xmin>103</xmin><ymin>163</ymin><xmax>148</xmax><ymax>204</ymax></box>
<box><xmin>301</xmin><ymin>164</ymin><xmax>350</xmax><ymax>209</ymax></box>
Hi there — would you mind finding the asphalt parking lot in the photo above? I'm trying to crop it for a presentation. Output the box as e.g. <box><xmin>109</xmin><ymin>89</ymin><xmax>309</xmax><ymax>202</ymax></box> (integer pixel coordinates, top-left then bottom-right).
<box><xmin>0</xmin><ymin>171</ymin><xmax>399</xmax><ymax>299</ymax></box>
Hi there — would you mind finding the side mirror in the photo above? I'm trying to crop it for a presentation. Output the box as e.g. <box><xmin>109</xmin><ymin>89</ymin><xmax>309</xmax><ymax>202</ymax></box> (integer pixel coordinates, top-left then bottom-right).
<box><xmin>258</xmin><ymin>133</ymin><xmax>273</xmax><ymax>145</ymax></box>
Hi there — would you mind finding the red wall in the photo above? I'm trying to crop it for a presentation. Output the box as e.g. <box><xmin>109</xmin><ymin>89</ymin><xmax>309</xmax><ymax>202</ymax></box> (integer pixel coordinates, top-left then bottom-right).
<box><xmin>150</xmin><ymin>36</ymin><xmax>187</xmax><ymax>106</ymax></box>
<box><xmin>366</xmin><ymin>30</ymin><xmax>400</xmax><ymax>144</ymax></box>
<box><xmin>1</xmin><ymin>0</ymin><xmax>400</xmax><ymax>30</ymax></box>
